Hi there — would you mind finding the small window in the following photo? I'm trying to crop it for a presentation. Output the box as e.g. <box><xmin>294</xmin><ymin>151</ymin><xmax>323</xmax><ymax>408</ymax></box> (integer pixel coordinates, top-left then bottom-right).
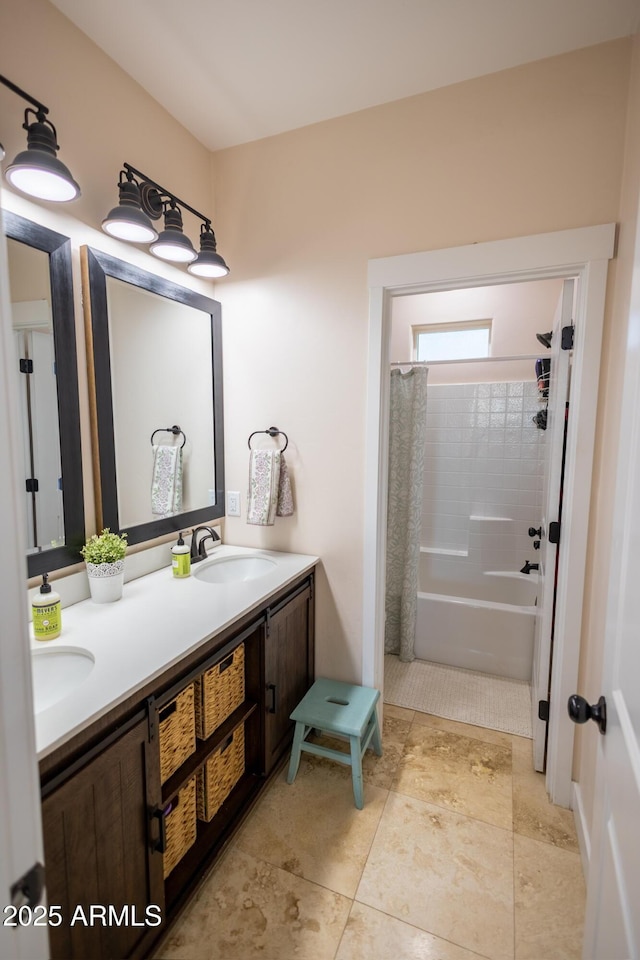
<box><xmin>413</xmin><ymin>320</ymin><xmax>491</xmax><ymax>362</ymax></box>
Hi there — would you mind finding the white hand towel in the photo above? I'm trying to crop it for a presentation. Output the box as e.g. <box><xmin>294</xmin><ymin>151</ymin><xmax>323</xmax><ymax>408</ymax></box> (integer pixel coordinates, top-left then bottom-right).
<box><xmin>151</xmin><ymin>444</ymin><xmax>183</xmax><ymax>518</ymax></box>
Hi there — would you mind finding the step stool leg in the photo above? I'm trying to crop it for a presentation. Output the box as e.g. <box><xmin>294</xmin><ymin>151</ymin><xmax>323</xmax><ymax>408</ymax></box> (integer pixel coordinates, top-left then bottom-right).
<box><xmin>349</xmin><ymin>735</ymin><xmax>364</xmax><ymax>809</ymax></box>
<box><xmin>371</xmin><ymin>708</ymin><xmax>383</xmax><ymax>757</ymax></box>
<box><xmin>287</xmin><ymin>722</ymin><xmax>306</xmax><ymax>784</ymax></box>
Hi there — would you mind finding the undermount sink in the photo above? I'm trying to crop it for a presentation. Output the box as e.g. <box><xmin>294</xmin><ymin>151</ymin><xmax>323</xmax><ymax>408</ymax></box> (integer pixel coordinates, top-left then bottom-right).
<box><xmin>31</xmin><ymin>646</ymin><xmax>95</xmax><ymax>714</ymax></box>
<box><xmin>193</xmin><ymin>554</ymin><xmax>277</xmax><ymax>584</ymax></box>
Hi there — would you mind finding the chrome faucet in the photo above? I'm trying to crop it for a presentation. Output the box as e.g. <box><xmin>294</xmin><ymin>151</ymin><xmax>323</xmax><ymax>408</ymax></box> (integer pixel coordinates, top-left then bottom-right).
<box><xmin>190</xmin><ymin>525</ymin><xmax>220</xmax><ymax>562</ymax></box>
<box><xmin>520</xmin><ymin>560</ymin><xmax>539</xmax><ymax>575</ymax></box>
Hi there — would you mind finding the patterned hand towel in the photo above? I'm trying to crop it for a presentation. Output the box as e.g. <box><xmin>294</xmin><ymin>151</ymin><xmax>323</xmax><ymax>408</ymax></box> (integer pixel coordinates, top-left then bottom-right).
<box><xmin>151</xmin><ymin>444</ymin><xmax>183</xmax><ymax>518</ymax></box>
<box><xmin>276</xmin><ymin>454</ymin><xmax>294</xmax><ymax>517</ymax></box>
<box><xmin>247</xmin><ymin>449</ymin><xmax>280</xmax><ymax>525</ymax></box>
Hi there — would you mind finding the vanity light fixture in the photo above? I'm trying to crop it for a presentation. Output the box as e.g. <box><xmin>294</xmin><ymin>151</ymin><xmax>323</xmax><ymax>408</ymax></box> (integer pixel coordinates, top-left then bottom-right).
<box><xmin>0</xmin><ymin>74</ymin><xmax>81</xmax><ymax>202</ymax></box>
<box><xmin>188</xmin><ymin>223</ymin><xmax>230</xmax><ymax>278</ymax></box>
<box><xmin>150</xmin><ymin>202</ymin><xmax>197</xmax><ymax>263</ymax></box>
<box><xmin>102</xmin><ymin>171</ymin><xmax>158</xmax><ymax>243</ymax></box>
<box><xmin>102</xmin><ymin>163</ymin><xmax>230</xmax><ymax>277</ymax></box>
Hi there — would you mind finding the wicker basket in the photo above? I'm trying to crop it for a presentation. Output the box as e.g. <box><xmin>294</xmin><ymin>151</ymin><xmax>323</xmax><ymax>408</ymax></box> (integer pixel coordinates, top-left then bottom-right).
<box><xmin>195</xmin><ymin>644</ymin><xmax>245</xmax><ymax>740</ymax></box>
<box><xmin>159</xmin><ymin>683</ymin><xmax>196</xmax><ymax>785</ymax></box>
<box><xmin>162</xmin><ymin>776</ymin><xmax>197</xmax><ymax>879</ymax></box>
<box><xmin>197</xmin><ymin>724</ymin><xmax>245</xmax><ymax>822</ymax></box>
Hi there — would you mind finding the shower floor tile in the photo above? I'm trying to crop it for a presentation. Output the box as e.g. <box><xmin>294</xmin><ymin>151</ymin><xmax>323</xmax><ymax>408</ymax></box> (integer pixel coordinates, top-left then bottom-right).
<box><xmin>384</xmin><ymin>655</ymin><xmax>532</xmax><ymax>738</ymax></box>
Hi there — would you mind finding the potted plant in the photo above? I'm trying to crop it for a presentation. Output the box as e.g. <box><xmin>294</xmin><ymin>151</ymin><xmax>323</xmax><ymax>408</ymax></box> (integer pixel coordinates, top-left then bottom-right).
<box><xmin>81</xmin><ymin>528</ymin><xmax>128</xmax><ymax>603</ymax></box>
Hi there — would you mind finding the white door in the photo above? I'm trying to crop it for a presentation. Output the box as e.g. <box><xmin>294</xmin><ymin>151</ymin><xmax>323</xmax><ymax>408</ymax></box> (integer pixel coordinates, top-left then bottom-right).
<box><xmin>531</xmin><ymin>278</ymin><xmax>574</xmax><ymax>771</ymax></box>
<box><xmin>581</xmin><ymin>250</ymin><xmax>640</xmax><ymax>960</ymax></box>
<box><xmin>0</xmin><ymin>213</ymin><xmax>48</xmax><ymax>960</ymax></box>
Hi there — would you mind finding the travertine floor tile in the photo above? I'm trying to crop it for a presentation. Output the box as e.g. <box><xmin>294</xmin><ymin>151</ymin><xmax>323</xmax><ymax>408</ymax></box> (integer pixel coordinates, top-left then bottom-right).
<box><xmin>236</xmin><ymin>764</ymin><xmax>387</xmax><ymax>897</ymax></box>
<box><xmin>356</xmin><ymin>792</ymin><xmax>514</xmax><ymax>960</ymax></box>
<box><xmin>336</xmin><ymin>901</ymin><xmax>489</xmax><ymax>960</ymax></box>
<box><xmin>297</xmin><ymin>711</ymin><xmax>410</xmax><ymax>792</ymax></box>
<box><xmin>393</xmin><ymin>724</ymin><xmax>513</xmax><ymax>829</ymax></box>
<box><xmin>514</xmin><ymin>834</ymin><xmax>585</xmax><ymax>960</ymax></box>
<box><xmin>155</xmin><ymin>847</ymin><xmax>351</xmax><ymax>960</ymax></box>
<box><xmin>383</xmin><ymin>703</ymin><xmax>416</xmax><ymax>723</ymax></box>
<box><xmin>411</xmin><ymin>710</ymin><xmax>518</xmax><ymax>750</ymax></box>
<box><xmin>512</xmin><ymin>738</ymin><xmax>579</xmax><ymax>852</ymax></box>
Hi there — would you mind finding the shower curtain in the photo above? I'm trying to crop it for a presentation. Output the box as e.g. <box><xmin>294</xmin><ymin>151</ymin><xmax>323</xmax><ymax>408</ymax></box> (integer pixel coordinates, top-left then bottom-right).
<box><xmin>385</xmin><ymin>366</ymin><xmax>428</xmax><ymax>662</ymax></box>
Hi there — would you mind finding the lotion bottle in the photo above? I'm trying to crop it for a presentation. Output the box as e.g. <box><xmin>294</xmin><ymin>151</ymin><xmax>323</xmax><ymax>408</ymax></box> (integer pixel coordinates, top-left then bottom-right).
<box><xmin>32</xmin><ymin>573</ymin><xmax>61</xmax><ymax>640</ymax></box>
<box><xmin>172</xmin><ymin>532</ymin><xmax>191</xmax><ymax>578</ymax></box>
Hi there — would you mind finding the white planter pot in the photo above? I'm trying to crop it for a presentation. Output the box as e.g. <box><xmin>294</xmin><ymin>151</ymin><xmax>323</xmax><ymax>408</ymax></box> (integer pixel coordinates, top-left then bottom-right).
<box><xmin>86</xmin><ymin>560</ymin><xmax>125</xmax><ymax>603</ymax></box>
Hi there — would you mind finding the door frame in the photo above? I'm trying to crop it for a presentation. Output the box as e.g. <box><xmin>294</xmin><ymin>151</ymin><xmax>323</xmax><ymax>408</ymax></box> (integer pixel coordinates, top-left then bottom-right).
<box><xmin>363</xmin><ymin>224</ymin><xmax>615</xmax><ymax>807</ymax></box>
<box><xmin>0</xmin><ymin>209</ymin><xmax>48</xmax><ymax>957</ymax></box>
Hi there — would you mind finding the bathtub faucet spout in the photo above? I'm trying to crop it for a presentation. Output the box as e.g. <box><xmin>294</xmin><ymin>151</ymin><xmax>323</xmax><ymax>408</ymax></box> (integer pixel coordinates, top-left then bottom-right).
<box><xmin>520</xmin><ymin>561</ymin><xmax>539</xmax><ymax>575</ymax></box>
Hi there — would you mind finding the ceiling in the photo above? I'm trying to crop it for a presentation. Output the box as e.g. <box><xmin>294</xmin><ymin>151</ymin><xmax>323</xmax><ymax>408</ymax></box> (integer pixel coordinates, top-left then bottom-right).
<box><xmin>51</xmin><ymin>0</ymin><xmax>639</xmax><ymax>151</ymax></box>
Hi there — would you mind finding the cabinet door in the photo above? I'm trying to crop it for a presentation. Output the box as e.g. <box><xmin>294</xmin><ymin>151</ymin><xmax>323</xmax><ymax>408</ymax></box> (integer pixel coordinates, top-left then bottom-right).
<box><xmin>264</xmin><ymin>582</ymin><xmax>314</xmax><ymax>773</ymax></box>
<box><xmin>41</xmin><ymin>715</ymin><xmax>163</xmax><ymax>960</ymax></box>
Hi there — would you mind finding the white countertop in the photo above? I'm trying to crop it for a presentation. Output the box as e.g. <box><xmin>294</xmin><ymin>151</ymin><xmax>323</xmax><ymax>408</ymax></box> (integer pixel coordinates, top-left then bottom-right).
<box><xmin>31</xmin><ymin>545</ymin><xmax>318</xmax><ymax>760</ymax></box>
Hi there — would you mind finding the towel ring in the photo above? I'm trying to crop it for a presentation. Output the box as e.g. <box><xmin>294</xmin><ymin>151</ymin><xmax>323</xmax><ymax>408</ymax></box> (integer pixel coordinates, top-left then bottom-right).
<box><xmin>247</xmin><ymin>426</ymin><xmax>288</xmax><ymax>452</ymax></box>
<box><xmin>150</xmin><ymin>424</ymin><xmax>187</xmax><ymax>449</ymax></box>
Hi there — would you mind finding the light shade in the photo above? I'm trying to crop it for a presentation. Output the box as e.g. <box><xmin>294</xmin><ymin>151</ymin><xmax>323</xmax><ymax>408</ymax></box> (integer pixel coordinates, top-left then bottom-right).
<box><xmin>5</xmin><ymin>117</ymin><xmax>80</xmax><ymax>202</ymax></box>
<box><xmin>150</xmin><ymin>205</ymin><xmax>197</xmax><ymax>263</ymax></box>
<box><xmin>102</xmin><ymin>179</ymin><xmax>158</xmax><ymax>243</ymax></box>
<box><xmin>188</xmin><ymin>226</ymin><xmax>230</xmax><ymax>278</ymax></box>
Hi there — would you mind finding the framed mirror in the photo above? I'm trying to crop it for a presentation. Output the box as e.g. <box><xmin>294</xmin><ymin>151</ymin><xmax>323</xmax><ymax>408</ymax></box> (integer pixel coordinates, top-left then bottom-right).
<box><xmin>82</xmin><ymin>247</ymin><xmax>224</xmax><ymax>546</ymax></box>
<box><xmin>4</xmin><ymin>212</ymin><xmax>85</xmax><ymax>577</ymax></box>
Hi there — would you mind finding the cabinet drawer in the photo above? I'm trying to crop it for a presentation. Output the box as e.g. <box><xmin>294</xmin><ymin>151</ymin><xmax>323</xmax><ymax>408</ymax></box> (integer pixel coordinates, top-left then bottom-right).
<box><xmin>195</xmin><ymin>643</ymin><xmax>245</xmax><ymax>739</ymax></box>
<box><xmin>159</xmin><ymin>683</ymin><xmax>196</xmax><ymax>784</ymax></box>
<box><xmin>197</xmin><ymin>724</ymin><xmax>245</xmax><ymax>822</ymax></box>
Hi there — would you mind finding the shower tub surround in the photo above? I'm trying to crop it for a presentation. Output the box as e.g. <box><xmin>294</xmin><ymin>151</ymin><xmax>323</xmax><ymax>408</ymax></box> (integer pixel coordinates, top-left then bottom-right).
<box><xmin>422</xmin><ymin>380</ymin><xmax>547</xmax><ymax>564</ymax></box>
<box><xmin>416</xmin><ymin>545</ymin><xmax>538</xmax><ymax>681</ymax></box>
<box><xmin>413</xmin><ymin>380</ymin><xmax>545</xmax><ymax>682</ymax></box>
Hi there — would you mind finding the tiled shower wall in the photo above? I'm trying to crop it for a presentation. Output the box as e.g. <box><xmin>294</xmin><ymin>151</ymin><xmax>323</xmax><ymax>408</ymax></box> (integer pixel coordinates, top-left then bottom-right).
<box><xmin>421</xmin><ymin>381</ymin><xmax>548</xmax><ymax>571</ymax></box>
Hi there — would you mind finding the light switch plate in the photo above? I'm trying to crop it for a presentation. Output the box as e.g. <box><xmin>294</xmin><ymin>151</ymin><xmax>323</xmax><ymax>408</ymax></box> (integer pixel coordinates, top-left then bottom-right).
<box><xmin>226</xmin><ymin>490</ymin><xmax>241</xmax><ymax>517</ymax></box>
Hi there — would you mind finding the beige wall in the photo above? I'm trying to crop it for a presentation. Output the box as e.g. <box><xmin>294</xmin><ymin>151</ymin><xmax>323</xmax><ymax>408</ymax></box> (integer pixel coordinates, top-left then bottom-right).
<box><xmin>214</xmin><ymin>40</ymin><xmax>631</xmax><ymax>681</ymax></box>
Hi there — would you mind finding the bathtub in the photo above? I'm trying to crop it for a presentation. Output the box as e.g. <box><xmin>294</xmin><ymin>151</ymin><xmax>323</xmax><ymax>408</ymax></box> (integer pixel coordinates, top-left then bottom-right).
<box><xmin>415</xmin><ymin>559</ymin><xmax>537</xmax><ymax>681</ymax></box>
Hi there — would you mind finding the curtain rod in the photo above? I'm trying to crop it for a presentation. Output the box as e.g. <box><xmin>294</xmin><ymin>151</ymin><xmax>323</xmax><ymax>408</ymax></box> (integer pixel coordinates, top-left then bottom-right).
<box><xmin>390</xmin><ymin>353</ymin><xmax>543</xmax><ymax>367</ymax></box>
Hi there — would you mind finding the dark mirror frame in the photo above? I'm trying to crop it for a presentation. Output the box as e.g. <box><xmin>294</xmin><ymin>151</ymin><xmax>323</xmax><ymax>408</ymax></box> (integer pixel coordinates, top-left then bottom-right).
<box><xmin>82</xmin><ymin>247</ymin><xmax>225</xmax><ymax>546</ymax></box>
<box><xmin>4</xmin><ymin>211</ymin><xmax>85</xmax><ymax>577</ymax></box>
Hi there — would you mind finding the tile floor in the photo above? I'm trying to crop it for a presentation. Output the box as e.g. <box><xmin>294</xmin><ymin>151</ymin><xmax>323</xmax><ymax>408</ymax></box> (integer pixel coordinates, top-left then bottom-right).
<box><xmin>155</xmin><ymin>705</ymin><xmax>585</xmax><ymax>960</ymax></box>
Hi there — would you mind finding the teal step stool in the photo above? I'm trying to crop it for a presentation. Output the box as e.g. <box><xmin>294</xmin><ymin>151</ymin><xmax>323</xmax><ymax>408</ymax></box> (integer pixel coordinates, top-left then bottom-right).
<box><xmin>286</xmin><ymin>678</ymin><xmax>382</xmax><ymax>809</ymax></box>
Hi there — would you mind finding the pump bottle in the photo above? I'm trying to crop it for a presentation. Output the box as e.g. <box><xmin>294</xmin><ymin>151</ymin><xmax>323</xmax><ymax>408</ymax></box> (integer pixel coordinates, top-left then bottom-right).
<box><xmin>172</xmin><ymin>532</ymin><xmax>191</xmax><ymax>578</ymax></box>
<box><xmin>32</xmin><ymin>573</ymin><xmax>62</xmax><ymax>640</ymax></box>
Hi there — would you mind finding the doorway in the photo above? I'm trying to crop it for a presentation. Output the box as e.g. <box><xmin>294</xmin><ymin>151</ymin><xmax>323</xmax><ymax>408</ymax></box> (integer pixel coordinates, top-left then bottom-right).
<box><xmin>363</xmin><ymin>225</ymin><xmax>615</xmax><ymax>806</ymax></box>
<box><xmin>384</xmin><ymin>276</ymin><xmax>566</xmax><ymax>753</ymax></box>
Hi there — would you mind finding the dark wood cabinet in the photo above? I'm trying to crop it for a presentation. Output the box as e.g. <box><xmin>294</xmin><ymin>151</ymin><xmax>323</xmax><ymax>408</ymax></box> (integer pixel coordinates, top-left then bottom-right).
<box><xmin>40</xmin><ymin>569</ymin><xmax>315</xmax><ymax>959</ymax></box>
<box><xmin>41</xmin><ymin>713</ymin><xmax>163</xmax><ymax>960</ymax></box>
<box><xmin>264</xmin><ymin>580</ymin><xmax>315</xmax><ymax>773</ymax></box>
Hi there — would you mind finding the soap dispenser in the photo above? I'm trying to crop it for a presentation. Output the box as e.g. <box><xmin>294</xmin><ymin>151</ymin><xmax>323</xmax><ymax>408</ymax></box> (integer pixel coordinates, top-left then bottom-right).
<box><xmin>172</xmin><ymin>532</ymin><xmax>191</xmax><ymax>578</ymax></box>
<box><xmin>32</xmin><ymin>573</ymin><xmax>61</xmax><ymax>640</ymax></box>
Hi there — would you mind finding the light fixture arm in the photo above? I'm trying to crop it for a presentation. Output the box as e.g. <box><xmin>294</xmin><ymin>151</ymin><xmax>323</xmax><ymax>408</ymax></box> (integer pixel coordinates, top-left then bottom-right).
<box><xmin>123</xmin><ymin>162</ymin><xmax>210</xmax><ymax>228</ymax></box>
<box><xmin>0</xmin><ymin>74</ymin><xmax>49</xmax><ymax>118</ymax></box>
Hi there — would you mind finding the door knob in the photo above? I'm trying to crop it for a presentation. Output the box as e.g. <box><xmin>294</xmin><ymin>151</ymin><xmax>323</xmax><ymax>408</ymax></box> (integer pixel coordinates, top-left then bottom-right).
<box><xmin>528</xmin><ymin>527</ymin><xmax>542</xmax><ymax>538</ymax></box>
<box><xmin>567</xmin><ymin>694</ymin><xmax>606</xmax><ymax>734</ymax></box>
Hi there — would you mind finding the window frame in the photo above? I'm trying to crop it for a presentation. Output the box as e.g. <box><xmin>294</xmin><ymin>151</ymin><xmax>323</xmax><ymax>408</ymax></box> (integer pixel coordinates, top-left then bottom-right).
<box><xmin>412</xmin><ymin>318</ymin><xmax>492</xmax><ymax>362</ymax></box>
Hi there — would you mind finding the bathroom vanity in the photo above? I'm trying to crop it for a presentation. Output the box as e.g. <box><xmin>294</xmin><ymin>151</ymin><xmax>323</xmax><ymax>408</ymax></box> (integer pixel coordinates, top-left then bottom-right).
<box><xmin>34</xmin><ymin>546</ymin><xmax>317</xmax><ymax>959</ymax></box>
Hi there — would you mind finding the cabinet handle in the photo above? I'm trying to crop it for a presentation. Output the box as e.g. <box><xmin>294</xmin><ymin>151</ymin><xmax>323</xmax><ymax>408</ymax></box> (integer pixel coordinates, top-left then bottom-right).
<box><xmin>221</xmin><ymin>733</ymin><xmax>234</xmax><ymax>753</ymax></box>
<box><xmin>152</xmin><ymin>805</ymin><xmax>169</xmax><ymax>854</ymax></box>
<box><xmin>219</xmin><ymin>653</ymin><xmax>234</xmax><ymax>673</ymax></box>
<box><xmin>158</xmin><ymin>701</ymin><xmax>177</xmax><ymax>723</ymax></box>
<box><xmin>267</xmin><ymin>683</ymin><xmax>277</xmax><ymax>714</ymax></box>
